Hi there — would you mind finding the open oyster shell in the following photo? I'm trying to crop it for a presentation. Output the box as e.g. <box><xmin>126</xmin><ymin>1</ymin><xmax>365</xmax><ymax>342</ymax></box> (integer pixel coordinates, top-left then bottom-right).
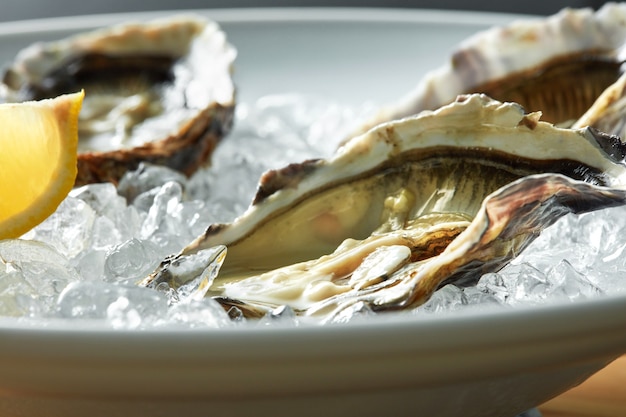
<box><xmin>1</xmin><ymin>15</ymin><xmax>236</xmax><ymax>186</ymax></box>
<box><xmin>360</xmin><ymin>3</ymin><xmax>626</xmax><ymax>132</ymax></box>
<box><xmin>142</xmin><ymin>95</ymin><xmax>626</xmax><ymax>320</ymax></box>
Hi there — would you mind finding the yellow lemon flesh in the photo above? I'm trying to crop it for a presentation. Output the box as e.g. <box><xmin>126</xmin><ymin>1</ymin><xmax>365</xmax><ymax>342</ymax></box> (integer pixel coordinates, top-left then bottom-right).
<box><xmin>0</xmin><ymin>91</ymin><xmax>84</xmax><ymax>240</ymax></box>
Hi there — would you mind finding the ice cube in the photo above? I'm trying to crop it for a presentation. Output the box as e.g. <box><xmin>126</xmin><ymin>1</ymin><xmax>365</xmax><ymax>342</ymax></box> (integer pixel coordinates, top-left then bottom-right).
<box><xmin>57</xmin><ymin>281</ymin><xmax>168</xmax><ymax>328</ymax></box>
<box><xmin>165</xmin><ymin>297</ymin><xmax>234</xmax><ymax>329</ymax></box>
<box><xmin>0</xmin><ymin>240</ymin><xmax>79</xmax><ymax>317</ymax></box>
<box><xmin>22</xmin><ymin>197</ymin><xmax>96</xmax><ymax>259</ymax></box>
<box><xmin>104</xmin><ymin>238</ymin><xmax>161</xmax><ymax>284</ymax></box>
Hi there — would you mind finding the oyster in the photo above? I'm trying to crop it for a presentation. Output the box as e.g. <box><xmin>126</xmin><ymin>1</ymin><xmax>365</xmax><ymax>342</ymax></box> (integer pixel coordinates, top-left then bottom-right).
<box><xmin>361</xmin><ymin>3</ymin><xmax>626</xmax><ymax>132</ymax></box>
<box><xmin>1</xmin><ymin>15</ymin><xmax>236</xmax><ymax>186</ymax></box>
<box><xmin>142</xmin><ymin>95</ymin><xmax>626</xmax><ymax>320</ymax></box>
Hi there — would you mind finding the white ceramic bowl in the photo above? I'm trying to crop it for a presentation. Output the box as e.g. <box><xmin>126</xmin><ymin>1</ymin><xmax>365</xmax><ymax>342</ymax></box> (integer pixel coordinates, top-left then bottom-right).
<box><xmin>0</xmin><ymin>8</ymin><xmax>625</xmax><ymax>417</ymax></box>
<box><xmin>2</xmin><ymin>296</ymin><xmax>626</xmax><ymax>417</ymax></box>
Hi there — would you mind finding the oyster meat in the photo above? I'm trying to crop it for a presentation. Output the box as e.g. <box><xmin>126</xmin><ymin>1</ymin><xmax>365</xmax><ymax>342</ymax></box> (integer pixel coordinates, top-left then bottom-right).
<box><xmin>360</xmin><ymin>3</ymin><xmax>626</xmax><ymax>132</ymax></box>
<box><xmin>1</xmin><ymin>15</ymin><xmax>236</xmax><ymax>186</ymax></box>
<box><xmin>142</xmin><ymin>95</ymin><xmax>626</xmax><ymax>320</ymax></box>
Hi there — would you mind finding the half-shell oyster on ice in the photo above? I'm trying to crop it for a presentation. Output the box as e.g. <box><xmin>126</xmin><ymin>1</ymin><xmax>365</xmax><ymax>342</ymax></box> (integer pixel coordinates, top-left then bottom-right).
<box><xmin>141</xmin><ymin>94</ymin><xmax>626</xmax><ymax>320</ymax></box>
<box><xmin>359</xmin><ymin>3</ymin><xmax>626</xmax><ymax>132</ymax></box>
<box><xmin>0</xmin><ymin>15</ymin><xmax>236</xmax><ymax>186</ymax></box>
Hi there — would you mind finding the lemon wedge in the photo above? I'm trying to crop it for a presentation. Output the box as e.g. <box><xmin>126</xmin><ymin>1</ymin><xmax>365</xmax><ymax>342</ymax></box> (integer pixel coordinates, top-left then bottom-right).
<box><xmin>0</xmin><ymin>91</ymin><xmax>84</xmax><ymax>240</ymax></box>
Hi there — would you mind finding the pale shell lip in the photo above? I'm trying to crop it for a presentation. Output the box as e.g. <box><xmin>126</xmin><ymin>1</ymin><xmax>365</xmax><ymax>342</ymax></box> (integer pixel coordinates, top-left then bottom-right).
<box><xmin>246</xmin><ymin>95</ymin><xmax>626</xmax><ymax>210</ymax></box>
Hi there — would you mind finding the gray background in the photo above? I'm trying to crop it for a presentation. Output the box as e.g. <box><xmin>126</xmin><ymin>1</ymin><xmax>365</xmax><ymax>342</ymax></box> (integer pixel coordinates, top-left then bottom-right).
<box><xmin>0</xmin><ymin>0</ymin><xmax>612</xmax><ymax>21</ymax></box>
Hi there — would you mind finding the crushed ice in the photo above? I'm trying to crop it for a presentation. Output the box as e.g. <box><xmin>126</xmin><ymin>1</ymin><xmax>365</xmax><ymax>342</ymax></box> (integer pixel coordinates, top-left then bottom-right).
<box><xmin>2</xmin><ymin>93</ymin><xmax>626</xmax><ymax>329</ymax></box>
